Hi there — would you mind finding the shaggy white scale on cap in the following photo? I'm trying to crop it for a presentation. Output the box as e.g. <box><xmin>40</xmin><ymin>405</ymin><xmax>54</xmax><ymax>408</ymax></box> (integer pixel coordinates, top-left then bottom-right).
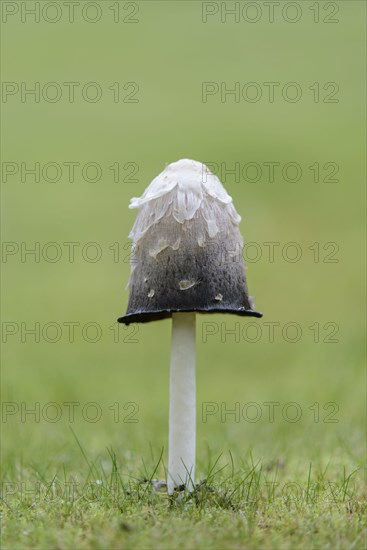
<box><xmin>129</xmin><ymin>159</ymin><xmax>242</xmax><ymax>246</ymax></box>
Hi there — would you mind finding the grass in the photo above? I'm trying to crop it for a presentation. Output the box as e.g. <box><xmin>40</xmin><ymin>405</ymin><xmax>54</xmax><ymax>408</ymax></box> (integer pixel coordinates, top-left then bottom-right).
<box><xmin>1</xmin><ymin>441</ymin><xmax>365</xmax><ymax>549</ymax></box>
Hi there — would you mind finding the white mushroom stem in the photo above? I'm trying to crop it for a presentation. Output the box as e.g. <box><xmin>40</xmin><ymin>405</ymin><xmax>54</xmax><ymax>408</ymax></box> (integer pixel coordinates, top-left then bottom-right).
<box><xmin>168</xmin><ymin>312</ymin><xmax>196</xmax><ymax>494</ymax></box>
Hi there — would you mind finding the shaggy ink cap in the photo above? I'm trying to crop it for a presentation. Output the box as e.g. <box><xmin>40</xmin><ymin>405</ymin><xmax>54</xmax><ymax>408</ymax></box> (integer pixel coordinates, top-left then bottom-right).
<box><xmin>118</xmin><ymin>159</ymin><xmax>262</xmax><ymax>324</ymax></box>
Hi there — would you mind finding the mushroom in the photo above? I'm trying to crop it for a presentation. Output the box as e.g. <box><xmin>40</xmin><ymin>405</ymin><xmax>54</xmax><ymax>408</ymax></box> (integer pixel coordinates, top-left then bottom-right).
<box><xmin>118</xmin><ymin>159</ymin><xmax>262</xmax><ymax>494</ymax></box>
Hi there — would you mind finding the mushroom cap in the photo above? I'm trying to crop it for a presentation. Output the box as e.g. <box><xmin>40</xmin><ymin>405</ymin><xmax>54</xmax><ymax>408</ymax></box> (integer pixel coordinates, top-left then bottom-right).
<box><xmin>118</xmin><ymin>159</ymin><xmax>262</xmax><ymax>324</ymax></box>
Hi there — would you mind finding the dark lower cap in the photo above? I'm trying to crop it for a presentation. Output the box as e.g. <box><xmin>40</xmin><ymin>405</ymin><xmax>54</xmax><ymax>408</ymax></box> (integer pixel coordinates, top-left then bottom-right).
<box><xmin>119</xmin><ymin>307</ymin><xmax>262</xmax><ymax>325</ymax></box>
<box><xmin>118</xmin><ymin>217</ymin><xmax>262</xmax><ymax>325</ymax></box>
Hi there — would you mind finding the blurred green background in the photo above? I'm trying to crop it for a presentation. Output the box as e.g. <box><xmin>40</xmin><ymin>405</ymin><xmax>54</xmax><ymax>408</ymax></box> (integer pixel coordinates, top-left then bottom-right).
<box><xmin>1</xmin><ymin>1</ymin><xmax>365</xmax><ymax>480</ymax></box>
